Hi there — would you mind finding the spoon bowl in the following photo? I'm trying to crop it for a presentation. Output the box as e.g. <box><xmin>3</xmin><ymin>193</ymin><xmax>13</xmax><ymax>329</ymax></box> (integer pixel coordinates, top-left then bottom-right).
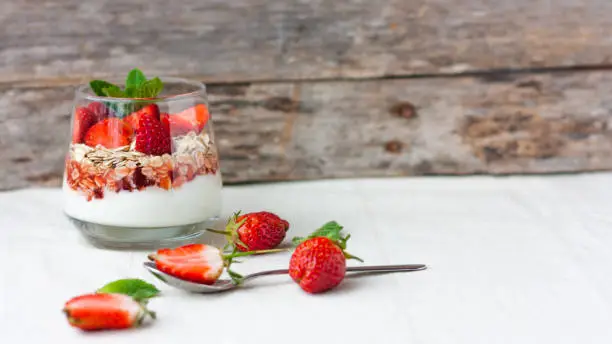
<box><xmin>143</xmin><ymin>261</ymin><xmax>427</xmax><ymax>293</ymax></box>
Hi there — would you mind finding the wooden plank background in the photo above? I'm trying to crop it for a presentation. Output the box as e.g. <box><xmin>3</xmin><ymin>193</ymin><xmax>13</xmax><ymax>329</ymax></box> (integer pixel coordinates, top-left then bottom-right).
<box><xmin>2</xmin><ymin>0</ymin><xmax>612</xmax><ymax>190</ymax></box>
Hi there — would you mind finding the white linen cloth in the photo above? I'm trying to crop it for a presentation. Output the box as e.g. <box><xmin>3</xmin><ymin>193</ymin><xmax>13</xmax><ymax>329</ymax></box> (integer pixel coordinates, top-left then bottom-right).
<box><xmin>1</xmin><ymin>174</ymin><xmax>612</xmax><ymax>343</ymax></box>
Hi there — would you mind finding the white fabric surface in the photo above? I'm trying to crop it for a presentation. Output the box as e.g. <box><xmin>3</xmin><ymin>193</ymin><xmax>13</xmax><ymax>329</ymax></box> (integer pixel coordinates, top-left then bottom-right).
<box><xmin>1</xmin><ymin>174</ymin><xmax>612</xmax><ymax>343</ymax></box>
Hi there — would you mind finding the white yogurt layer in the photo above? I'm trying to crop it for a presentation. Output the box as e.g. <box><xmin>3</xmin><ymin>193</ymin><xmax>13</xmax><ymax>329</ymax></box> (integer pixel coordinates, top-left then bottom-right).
<box><xmin>63</xmin><ymin>174</ymin><xmax>223</xmax><ymax>227</ymax></box>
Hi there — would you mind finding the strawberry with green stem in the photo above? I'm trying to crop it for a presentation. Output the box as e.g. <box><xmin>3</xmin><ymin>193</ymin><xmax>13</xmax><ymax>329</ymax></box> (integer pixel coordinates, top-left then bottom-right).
<box><xmin>206</xmin><ymin>211</ymin><xmax>290</xmax><ymax>252</ymax></box>
<box><xmin>289</xmin><ymin>221</ymin><xmax>363</xmax><ymax>294</ymax></box>
<box><xmin>63</xmin><ymin>278</ymin><xmax>160</xmax><ymax>331</ymax></box>
<box><xmin>147</xmin><ymin>243</ymin><xmax>285</xmax><ymax>285</ymax></box>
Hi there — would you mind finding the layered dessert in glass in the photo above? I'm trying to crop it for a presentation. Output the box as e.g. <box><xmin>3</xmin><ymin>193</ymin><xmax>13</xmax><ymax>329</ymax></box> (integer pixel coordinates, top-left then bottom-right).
<box><xmin>62</xmin><ymin>71</ymin><xmax>222</xmax><ymax>248</ymax></box>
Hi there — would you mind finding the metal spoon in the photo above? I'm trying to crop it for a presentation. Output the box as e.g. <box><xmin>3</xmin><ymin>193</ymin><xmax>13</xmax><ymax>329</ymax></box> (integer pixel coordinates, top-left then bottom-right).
<box><xmin>143</xmin><ymin>261</ymin><xmax>427</xmax><ymax>293</ymax></box>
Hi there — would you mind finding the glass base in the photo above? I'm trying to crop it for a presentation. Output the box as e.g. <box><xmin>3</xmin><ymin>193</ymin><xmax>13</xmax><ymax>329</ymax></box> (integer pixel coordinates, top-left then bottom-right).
<box><xmin>68</xmin><ymin>215</ymin><xmax>220</xmax><ymax>250</ymax></box>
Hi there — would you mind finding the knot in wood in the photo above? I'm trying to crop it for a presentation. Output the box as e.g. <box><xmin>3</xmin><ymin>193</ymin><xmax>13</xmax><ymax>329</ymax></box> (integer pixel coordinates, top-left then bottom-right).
<box><xmin>389</xmin><ymin>102</ymin><xmax>417</xmax><ymax>119</ymax></box>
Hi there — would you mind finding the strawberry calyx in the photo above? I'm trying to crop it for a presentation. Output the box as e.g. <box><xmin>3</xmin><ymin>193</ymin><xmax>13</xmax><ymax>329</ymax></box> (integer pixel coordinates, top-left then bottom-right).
<box><xmin>205</xmin><ymin>211</ymin><xmax>250</xmax><ymax>251</ymax></box>
<box><xmin>222</xmin><ymin>247</ymin><xmax>288</xmax><ymax>285</ymax></box>
<box><xmin>292</xmin><ymin>221</ymin><xmax>364</xmax><ymax>262</ymax></box>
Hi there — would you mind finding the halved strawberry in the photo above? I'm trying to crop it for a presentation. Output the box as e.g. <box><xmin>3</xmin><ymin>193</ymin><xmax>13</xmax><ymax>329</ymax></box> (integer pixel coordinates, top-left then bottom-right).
<box><xmin>160</xmin><ymin>112</ymin><xmax>171</xmax><ymax>133</ymax></box>
<box><xmin>148</xmin><ymin>244</ymin><xmax>286</xmax><ymax>285</ymax></box>
<box><xmin>124</xmin><ymin>104</ymin><xmax>160</xmax><ymax>131</ymax></box>
<box><xmin>150</xmin><ymin>244</ymin><xmax>225</xmax><ymax>285</ymax></box>
<box><xmin>63</xmin><ymin>293</ymin><xmax>154</xmax><ymax>331</ymax></box>
<box><xmin>71</xmin><ymin>107</ymin><xmax>98</xmax><ymax>144</ymax></box>
<box><xmin>84</xmin><ymin>118</ymin><xmax>133</xmax><ymax>149</ymax></box>
<box><xmin>167</xmin><ymin>104</ymin><xmax>210</xmax><ymax>136</ymax></box>
<box><xmin>133</xmin><ymin>112</ymin><xmax>172</xmax><ymax>156</ymax></box>
<box><xmin>87</xmin><ymin>101</ymin><xmax>111</xmax><ymax>120</ymax></box>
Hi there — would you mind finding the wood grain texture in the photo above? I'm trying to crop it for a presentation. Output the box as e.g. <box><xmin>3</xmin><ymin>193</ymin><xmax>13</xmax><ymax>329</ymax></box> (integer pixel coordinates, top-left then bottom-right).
<box><xmin>2</xmin><ymin>0</ymin><xmax>612</xmax><ymax>84</ymax></box>
<box><xmin>2</xmin><ymin>71</ymin><xmax>612</xmax><ymax>190</ymax></box>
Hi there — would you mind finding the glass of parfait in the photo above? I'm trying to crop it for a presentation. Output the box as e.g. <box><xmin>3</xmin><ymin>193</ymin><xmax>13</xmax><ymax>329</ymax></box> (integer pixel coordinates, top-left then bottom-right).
<box><xmin>62</xmin><ymin>70</ymin><xmax>223</xmax><ymax>248</ymax></box>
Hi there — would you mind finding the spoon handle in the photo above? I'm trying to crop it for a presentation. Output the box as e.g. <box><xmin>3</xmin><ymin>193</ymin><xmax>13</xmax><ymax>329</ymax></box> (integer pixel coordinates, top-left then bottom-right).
<box><xmin>243</xmin><ymin>264</ymin><xmax>427</xmax><ymax>282</ymax></box>
<box><xmin>346</xmin><ymin>264</ymin><xmax>427</xmax><ymax>273</ymax></box>
<box><xmin>242</xmin><ymin>269</ymin><xmax>290</xmax><ymax>282</ymax></box>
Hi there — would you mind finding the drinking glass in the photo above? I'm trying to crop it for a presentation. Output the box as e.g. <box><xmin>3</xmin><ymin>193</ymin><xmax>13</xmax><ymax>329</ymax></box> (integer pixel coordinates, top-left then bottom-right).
<box><xmin>62</xmin><ymin>77</ymin><xmax>222</xmax><ymax>249</ymax></box>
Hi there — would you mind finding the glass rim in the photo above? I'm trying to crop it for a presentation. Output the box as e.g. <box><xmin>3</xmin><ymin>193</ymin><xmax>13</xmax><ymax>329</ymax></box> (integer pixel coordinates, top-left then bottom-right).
<box><xmin>75</xmin><ymin>76</ymin><xmax>207</xmax><ymax>102</ymax></box>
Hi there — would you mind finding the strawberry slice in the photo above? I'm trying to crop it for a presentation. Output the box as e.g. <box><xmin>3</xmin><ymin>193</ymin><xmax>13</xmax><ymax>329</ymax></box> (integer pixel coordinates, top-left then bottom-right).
<box><xmin>84</xmin><ymin>118</ymin><xmax>133</xmax><ymax>149</ymax></box>
<box><xmin>167</xmin><ymin>104</ymin><xmax>210</xmax><ymax>136</ymax></box>
<box><xmin>63</xmin><ymin>293</ymin><xmax>155</xmax><ymax>331</ymax></box>
<box><xmin>150</xmin><ymin>244</ymin><xmax>225</xmax><ymax>285</ymax></box>
<box><xmin>148</xmin><ymin>244</ymin><xmax>286</xmax><ymax>285</ymax></box>
<box><xmin>71</xmin><ymin>107</ymin><xmax>98</xmax><ymax>144</ymax></box>
<box><xmin>124</xmin><ymin>104</ymin><xmax>160</xmax><ymax>131</ymax></box>
<box><xmin>87</xmin><ymin>101</ymin><xmax>111</xmax><ymax>120</ymax></box>
<box><xmin>133</xmin><ymin>112</ymin><xmax>172</xmax><ymax>156</ymax></box>
<box><xmin>160</xmin><ymin>112</ymin><xmax>171</xmax><ymax>133</ymax></box>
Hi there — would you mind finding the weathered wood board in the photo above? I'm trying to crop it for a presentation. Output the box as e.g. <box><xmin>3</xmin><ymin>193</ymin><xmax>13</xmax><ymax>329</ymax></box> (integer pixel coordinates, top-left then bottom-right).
<box><xmin>3</xmin><ymin>71</ymin><xmax>612</xmax><ymax>190</ymax></box>
<box><xmin>1</xmin><ymin>0</ymin><xmax>612</xmax><ymax>84</ymax></box>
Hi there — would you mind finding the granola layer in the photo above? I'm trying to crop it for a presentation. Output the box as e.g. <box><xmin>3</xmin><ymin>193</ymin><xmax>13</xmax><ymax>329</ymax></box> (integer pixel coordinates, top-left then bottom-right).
<box><xmin>65</xmin><ymin>132</ymin><xmax>219</xmax><ymax>201</ymax></box>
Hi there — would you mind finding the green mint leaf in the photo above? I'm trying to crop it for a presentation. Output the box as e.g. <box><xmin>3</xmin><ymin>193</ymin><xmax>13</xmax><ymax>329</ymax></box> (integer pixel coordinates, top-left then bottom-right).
<box><xmin>125</xmin><ymin>68</ymin><xmax>147</xmax><ymax>89</ymax></box>
<box><xmin>123</xmin><ymin>86</ymin><xmax>154</xmax><ymax>99</ymax></box>
<box><xmin>97</xmin><ymin>278</ymin><xmax>161</xmax><ymax>301</ymax></box>
<box><xmin>90</xmin><ymin>80</ymin><xmax>119</xmax><ymax>97</ymax></box>
<box><xmin>139</xmin><ymin>77</ymin><xmax>163</xmax><ymax>98</ymax></box>
<box><xmin>124</xmin><ymin>86</ymin><xmax>138</xmax><ymax>98</ymax></box>
<box><xmin>102</xmin><ymin>85</ymin><xmax>125</xmax><ymax>98</ymax></box>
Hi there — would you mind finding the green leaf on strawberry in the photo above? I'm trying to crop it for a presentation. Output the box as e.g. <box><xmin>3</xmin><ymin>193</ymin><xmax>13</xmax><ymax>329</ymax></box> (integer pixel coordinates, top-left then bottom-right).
<box><xmin>292</xmin><ymin>221</ymin><xmax>364</xmax><ymax>262</ymax></box>
<box><xmin>292</xmin><ymin>221</ymin><xmax>343</xmax><ymax>246</ymax></box>
<box><xmin>97</xmin><ymin>278</ymin><xmax>161</xmax><ymax>301</ymax></box>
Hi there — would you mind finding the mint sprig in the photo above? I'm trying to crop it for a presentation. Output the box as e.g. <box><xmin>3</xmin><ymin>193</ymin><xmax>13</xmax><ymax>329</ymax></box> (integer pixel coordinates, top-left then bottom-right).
<box><xmin>88</xmin><ymin>68</ymin><xmax>164</xmax><ymax>118</ymax></box>
<box><xmin>89</xmin><ymin>68</ymin><xmax>164</xmax><ymax>99</ymax></box>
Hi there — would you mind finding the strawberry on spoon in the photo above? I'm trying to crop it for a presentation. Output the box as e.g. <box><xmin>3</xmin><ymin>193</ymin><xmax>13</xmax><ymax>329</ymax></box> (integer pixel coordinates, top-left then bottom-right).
<box><xmin>147</xmin><ymin>243</ymin><xmax>286</xmax><ymax>285</ymax></box>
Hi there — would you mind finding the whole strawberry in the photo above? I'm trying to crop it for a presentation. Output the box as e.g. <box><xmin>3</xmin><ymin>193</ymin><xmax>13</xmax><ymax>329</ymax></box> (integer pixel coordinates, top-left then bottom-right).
<box><xmin>133</xmin><ymin>111</ymin><xmax>172</xmax><ymax>155</ymax></box>
<box><xmin>124</xmin><ymin>104</ymin><xmax>160</xmax><ymax>131</ymax></box>
<box><xmin>87</xmin><ymin>101</ymin><xmax>111</xmax><ymax>120</ymax></box>
<box><xmin>63</xmin><ymin>279</ymin><xmax>159</xmax><ymax>331</ymax></box>
<box><xmin>207</xmin><ymin>211</ymin><xmax>290</xmax><ymax>252</ymax></box>
<box><xmin>289</xmin><ymin>222</ymin><xmax>362</xmax><ymax>294</ymax></box>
